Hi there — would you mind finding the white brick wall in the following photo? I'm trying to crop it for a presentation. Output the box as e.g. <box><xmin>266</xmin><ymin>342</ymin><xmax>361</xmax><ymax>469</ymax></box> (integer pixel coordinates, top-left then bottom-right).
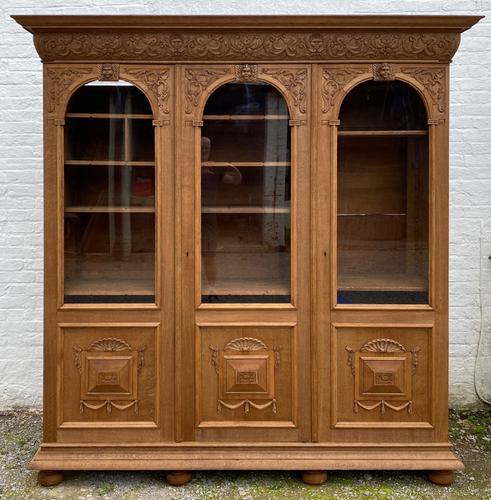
<box><xmin>1</xmin><ymin>1</ymin><xmax>489</xmax><ymax>408</ymax></box>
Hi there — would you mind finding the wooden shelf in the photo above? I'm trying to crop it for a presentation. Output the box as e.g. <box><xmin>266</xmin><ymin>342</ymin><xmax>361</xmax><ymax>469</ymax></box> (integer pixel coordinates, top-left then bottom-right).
<box><xmin>338</xmin><ymin>130</ymin><xmax>427</xmax><ymax>136</ymax></box>
<box><xmin>203</xmin><ymin>114</ymin><xmax>289</xmax><ymax>120</ymax></box>
<box><xmin>202</xmin><ymin>162</ymin><xmax>290</xmax><ymax>167</ymax></box>
<box><xmin>66</xmin><ymin>113</ymin><xmax>153</xmax><ymax>119</ymax></box>
<box><xmin>202</xmin><ymin>278</ymin><xmax>290</xmax><ymax>296</ymax></box>
<box><xmin>65</xmin><ymin>206</ymin><xmax>154</xmax><ymax>213</ymax></box>
<box><xmin>65</xmin><ymin>278</ymin><xmax>154</xmax><ymax>296</ymax></box>
<box><xmin>202</xmin><ymin>206</ymin><xmax>290</xmax><ymax>214</ymax></box>
<box><xmin>65</xmin><ymin>160</ymin><xmax>155</xmax><ymax>167</ymax></box>
<box><xmin>338</xmin><ymin>273</ymin><xmax>427</xmax><ymax>292</ymax></box>
<box><xmin>338</xmin><ymin>213</ymin><xmax>406</xmax><ymax>217</ymax></box>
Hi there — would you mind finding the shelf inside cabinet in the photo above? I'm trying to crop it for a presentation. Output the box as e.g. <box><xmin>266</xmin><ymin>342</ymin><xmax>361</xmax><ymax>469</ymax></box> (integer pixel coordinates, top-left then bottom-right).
<box><xmin>338</xmin><ymin>130</ymin><xmax>427</xmax><ymax>136</ymax></box>
<box><xmin>66</xmin><ymin>113</ymin><xmax>153</xmax><ymax>119</ymax></box>
<box><xmin>202</xmin><ymin>278</ymin><xmax>290</xmax><ymax>297</ymax></box>
<box><xmin>65</xmin><ymin>206</ymin><xmax>155</xmax><ymax>213</ymax></box>
<box><xmin>338</xmin><ymin>273</ymin><xmax>427</xmax><ymax>292</ymax></box>
<box><xmin>203</xmin><ymin>114</ymin><xmax>289</xmax><ymax>120</ymax></box>
<box><xmin>202</xmin><ymin>206</ymin><xmax>290</xmax><ymax>214</ymax></box>
<box><xmin>65</xmin><ymin>277</ymin><xmax>154</xmax><ymax>296</ymax></box>
<box><xmin>202</xmin><ymin>162</ymin><xmax>290</xmax><ymax>167</ymax></box>
<box><xmin>65</xmin><ymin>160</ymin><xmax>155</xmax><ymax>167</ymax></box>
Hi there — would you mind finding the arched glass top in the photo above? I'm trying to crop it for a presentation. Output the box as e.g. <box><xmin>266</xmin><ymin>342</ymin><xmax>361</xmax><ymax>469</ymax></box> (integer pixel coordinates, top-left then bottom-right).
<box><xmin>200</xmin><ymin>82</ymin><xmax>292</xmax><ymax>303</ymax></box>
<box><xmin>63</xmin><ymin>81</ymin><xmax>156</xmax><ymax>303</ymax></box>
<box><xmin>337</xmin><ymin>80</ymin><xmax>429</xmax><ymax>305</ymax></box>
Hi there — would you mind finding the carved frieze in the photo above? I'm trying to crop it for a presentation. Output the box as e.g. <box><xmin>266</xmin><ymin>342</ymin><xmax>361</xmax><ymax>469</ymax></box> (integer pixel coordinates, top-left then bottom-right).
<box><xmin>124</xmin><ymin>68</ymin><xmax>170</xmax><ymax>115</ymax></box>
<box><xmin>45</xmin><ymin>67</ymin><xmax>93</xmax><ymax>113</ymax></box>
<box><xmin>34</xmin><ymin>32</ymin><xmax>460</xmax><ymax>62</ymax></box>
<box><xmin>261</xmin><ymin>68</ymin><xmax>307</xmax><ymax>114</ymax></box>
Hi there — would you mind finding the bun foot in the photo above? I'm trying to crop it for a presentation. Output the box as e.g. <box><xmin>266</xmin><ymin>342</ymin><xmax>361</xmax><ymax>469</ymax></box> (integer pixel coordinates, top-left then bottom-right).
<box><xmin>301</xmin><ymin>470</ymin><xmax>328</xmax><ymax>485</ymax></box>
<box><xmin>38</xmin><ymin>470</ymin><xmax>64</xmax><ymax>487</ymax></box>
<box><xmin>165</xmin><ymin>470</ymin><xmax>192</xmax><ymax>486</ymax></box>
<box><xmin>428</xmin><ymin>470</ymin><xmax>454</xmax><ymax>486</ymax></box>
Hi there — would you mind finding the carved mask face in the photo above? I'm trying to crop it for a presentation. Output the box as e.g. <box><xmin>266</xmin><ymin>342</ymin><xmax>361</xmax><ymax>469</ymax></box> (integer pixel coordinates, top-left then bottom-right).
<box><xmin>379</xmin><ymin>63</ymin><xmax>392</xmax><ymax>80</ymax></box>
<box><xmin>241</xmin><ymin>65</ymin><xmax>253</xmax><ymax>80</ymax></box>
<box><xmin>101</xmin><ymin>65</ymin><xmax>114</xmax><ymax>80</ymax></box>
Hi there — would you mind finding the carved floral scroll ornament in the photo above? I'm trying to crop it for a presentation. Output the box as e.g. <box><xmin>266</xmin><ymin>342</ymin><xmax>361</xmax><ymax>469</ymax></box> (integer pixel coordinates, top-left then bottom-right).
<box><xmin>46</xmin><ymin>67</ymin><xmax>93</xmax><ymax>113</ymax></box>
<box><xmin>73</xmin><ymin>337</ymin><xmax>146</xmax><ymax>415</ymax></box>
<box><xmin>125</xmin><ymin>68</ymin><xmax>170</xmax><ymax>115</ymax></box>
<box><xmin>184</xmin><ymin>68</ymin><xmax>229</xmax><ymax>114</ymax></box>
<box><xmin>402</xmin><ymin>67</ymin><xmax>446</xmax><ymax>113</ymax></box>
<box><xmin>34</xmin><ymin>32</ymin><xmax>460</xmax><ymax>62</ymax></box>
<box><xmin>261</xmin><ymin>68</ymin><xmax>307</xmax><ymax>114</ymax></box>
<box><xmin>320</xmin><ymin>67</ymin><xmax>366</xmax><ymax>114</ymax></box>
<box><xmin>345</xmin><ymin>338</ymin><xmax>420</xmax><ymax>415</ymax></box>
<box><xmin>209</xmin><ymin>337</ymin><xmax>281</xmax><ymax>415</ymax></box>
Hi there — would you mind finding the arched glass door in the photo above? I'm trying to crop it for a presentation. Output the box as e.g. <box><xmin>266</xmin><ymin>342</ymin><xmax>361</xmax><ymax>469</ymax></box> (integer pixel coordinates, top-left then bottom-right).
<box><xmin>337</xmin><ymin>81</ymin><xmax>429</xmax><ymax>304</ymax></box>
<box><xmin>64</xmin><ymin>81</ymin><xmax>156</xmax><ymax>303</ymax></box>
<box><xmin>200</xmin><ymin>82</ymin><xmax>292</xmax><ymax>303</ymax></box>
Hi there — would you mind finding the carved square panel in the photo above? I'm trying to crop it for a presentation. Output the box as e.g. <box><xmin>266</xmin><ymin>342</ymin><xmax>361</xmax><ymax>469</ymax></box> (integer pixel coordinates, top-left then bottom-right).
<box><xmin>221</xmin><ymin>353</ymin><xmax>274</xmax><ymax>400</ymax></box>
<box><xmin>81</xmin><ymin>352</ymin><xmax>137</xmax><ymax>401</ymax></box>
<box><xmin>355</xmin><ymin>352</ymin><xmax>411</xmax><ymax>401</ymax></box>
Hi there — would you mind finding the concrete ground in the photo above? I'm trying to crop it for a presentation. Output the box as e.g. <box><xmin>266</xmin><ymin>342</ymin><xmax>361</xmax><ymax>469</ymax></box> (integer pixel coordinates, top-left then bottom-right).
<box><xmin>0</xmin><ymin>408</ymin><xmax>489</xmax><ymax>499</ymax></box>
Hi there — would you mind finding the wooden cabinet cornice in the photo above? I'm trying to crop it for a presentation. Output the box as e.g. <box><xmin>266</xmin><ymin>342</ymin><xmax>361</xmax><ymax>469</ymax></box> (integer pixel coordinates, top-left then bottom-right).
<box><xmin>13</xmin><ymin>14</ymin><xmax>482</xmax><ymax>488</ymax></box>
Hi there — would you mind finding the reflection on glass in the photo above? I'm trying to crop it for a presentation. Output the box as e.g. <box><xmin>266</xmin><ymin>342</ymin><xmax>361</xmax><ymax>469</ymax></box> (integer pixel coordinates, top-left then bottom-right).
<box><xmin>337</xmin><ymin>81</ymin><xmax>429</xmax><ymax>304</ymax></box>
<box><xmin>201</xmin><ymin>83</ymin><xmax>291</xmax><ymax>303</ymax></box>
<box><xmin>64</xmin><ymin>82</ymin><xmax>155</xmax><ymax>303</ymax></box>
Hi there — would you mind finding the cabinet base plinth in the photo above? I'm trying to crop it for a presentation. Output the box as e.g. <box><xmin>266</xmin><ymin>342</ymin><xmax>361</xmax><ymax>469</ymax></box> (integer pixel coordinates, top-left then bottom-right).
<box><xmin>38</xmin><ymin>470</ymin><xmax>64</xmax><ymax>487</ymax></box>
<box><xmin>427</xmin><ymin>470</ymin><xmax>454</xmax><ymax>486</ymax></box>
<box><xmin>301</xmin><ymin>470</ymin><xmax>328</xmax><ymax>485</ymax></box>
<box><xmin>29</xmin><ymin>442</ymin><xmax>464</xmax><ymax>473</ymax></box>
<box><xmin>165</xmin><ymin>471</ymin><xmax>192</xmax><ymax>486</ymax></box>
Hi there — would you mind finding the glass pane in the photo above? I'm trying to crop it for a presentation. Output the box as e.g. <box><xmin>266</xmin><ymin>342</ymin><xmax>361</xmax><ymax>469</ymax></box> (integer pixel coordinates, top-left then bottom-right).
<box><xmin>337</xmin><ymin>81</ymin><xmax>428</xmax><ymax>305</ymax></box>
<box><xmin>201</xmin><ymin>83</ymin><xmax>291</xmax><ymax>303</ymax></box>
<box><xmin>64</xmin><ymin>82</ymin><xmax>155</xmax><ymax>303</ymax></box>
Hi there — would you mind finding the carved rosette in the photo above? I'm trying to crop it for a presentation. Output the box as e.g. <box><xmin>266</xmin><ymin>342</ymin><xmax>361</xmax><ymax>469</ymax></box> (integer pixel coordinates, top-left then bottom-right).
<box><xmin>73</xmin><ymin>337</ymin><xmax>146</xmax><ymax>415</ymax></box>
<box><xmin>184</xmin><ymin>68</ymin><xmax>229</xmax><ymax>114</ymax></box>
<box><xmin>401</xmin><ymin>67</ymin><xmax>446</xmax><ymax>113</ymax></box>
<box><xmin>346</xmin><ymin>338</ymin><xmax>420</xmax><ymax>415</ymax></box>
<box><xmin>261</xmin><ymin>68</ymin><xmax>307</xmax><ymax>115</ymax></box>
<box><xmin>209</xmin><ymin>337</ymin><xmax>281</xmax><ymax>415</ymax></box>
<box><xmin>45</xmin><ymin>66</ymin><xmax>94</xmax><ymax>114</ymax></box>
<box><xmin>34</xmin><ymin>32</ymin><xmax>460</xmax><ymax>62</ymax></box>
<box><xmin>321</xmin><ymin>67</ymin><xmax>366</xmax><ymax>115</ymax></box>
<box><xmin>124</xmin><ymin>68</ymin><xmax>171</xmax><ymax>116</ymax></box>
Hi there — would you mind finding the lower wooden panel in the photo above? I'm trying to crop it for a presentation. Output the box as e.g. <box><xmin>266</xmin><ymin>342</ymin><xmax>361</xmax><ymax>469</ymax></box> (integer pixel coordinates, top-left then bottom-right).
<box><xmin>29</xmin><ymin>442</ymin><xmax>463</xmax><ymax>471</ymax></box>
<box><xmin>58</xmin><ymin>323</ymin><xmax>160</xmax><ymax>438</ymax></box>
<box><xmin>195</xmin><ymin>323</ymin><xmax>299</xmax><ymax>441</ymax></box>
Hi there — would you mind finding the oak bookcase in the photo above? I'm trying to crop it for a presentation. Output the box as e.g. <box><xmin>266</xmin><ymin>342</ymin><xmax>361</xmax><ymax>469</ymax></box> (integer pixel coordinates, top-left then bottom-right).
<box><xmin>13</xmin><ymin>14</ymin><xmax>481</xmax><ymax>487</ymax></box>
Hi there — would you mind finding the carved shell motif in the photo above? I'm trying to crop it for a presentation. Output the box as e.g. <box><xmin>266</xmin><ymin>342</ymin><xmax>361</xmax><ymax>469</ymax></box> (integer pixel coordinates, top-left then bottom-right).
<box><xmin>86</xmin><ymin>337</ymin><xmax>132</xmax><ymax>352</ymax></box>
<box><xmin>360</xmin><ymin>338</ymin><xmax>406</xmax><ymax>353</ymax></box>
<box><xmin>224</xmin><ymin>337</ymin><xmax>268</xmax><ymax>351</ymax></box>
